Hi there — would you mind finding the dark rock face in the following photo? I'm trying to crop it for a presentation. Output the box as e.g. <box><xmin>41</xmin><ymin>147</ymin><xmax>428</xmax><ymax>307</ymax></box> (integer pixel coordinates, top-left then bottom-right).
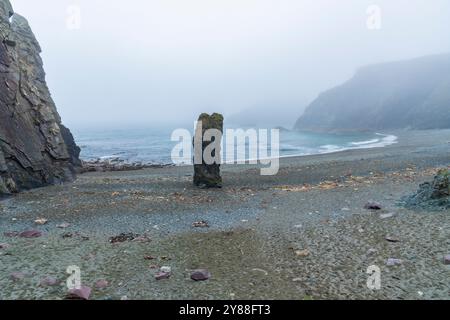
<box><xmin>60</xmin><ymin>124</ymin><xmax>82</xmax><ymax>168</ymax></box>
<box><xmin>295</xmin><ymin>54</ymin><xmax>450</xmax><ymax>131</ymax></box>
<box><xmin>0</xmin><ymin>0</ymin><xmax>80</xmax><ymax>195</ymax></box>
<box><xmin>403</xmin><ymin>169</ymin><xmax>450</xmax><ymax>210</ymax></box>
<box><xmin>193</xmin><ymin>113</ymin><xmax>224</xmax><ymax>188</ymax></box>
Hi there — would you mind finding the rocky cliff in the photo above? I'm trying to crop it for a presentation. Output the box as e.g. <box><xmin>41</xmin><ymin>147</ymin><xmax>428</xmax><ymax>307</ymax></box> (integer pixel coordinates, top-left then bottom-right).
<box><xmin>0</xmin><ymin>0</ymin><xmax>80</xmax><ymax>195</ymax></box>
<box><xmin>295</xmin><ymin>54</ymin><xmax>450</xmax><ymax>131</ymax></box>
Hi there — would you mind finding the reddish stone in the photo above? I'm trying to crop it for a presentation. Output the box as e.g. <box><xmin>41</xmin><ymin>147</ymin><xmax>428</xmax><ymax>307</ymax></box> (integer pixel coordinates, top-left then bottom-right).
<box><xmin>19</xmin><ymin>229</ymin><xmax>42</xmax><ymax>238</ymax></box>
<box><xmin>190</xmin><ymin>269</ymin><xmax>211</xmax><ymax>281</ymax></box>
<box><xmin>155</xmin><ymin>271</ymin><xmax>171</xmax><ymax>280</ymax></box>
<box><xmin>67</xmin><ymin>286</ymin><xmax>92</xmax><ymax>300</ymax></box>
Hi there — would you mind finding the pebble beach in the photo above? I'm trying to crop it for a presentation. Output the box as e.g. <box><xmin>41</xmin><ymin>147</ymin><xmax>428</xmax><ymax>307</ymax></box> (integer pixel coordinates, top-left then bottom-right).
<box><xmin>0</xmin><ymin>129</ymin><xmax>449</xmax><ymax>300</ymax></box>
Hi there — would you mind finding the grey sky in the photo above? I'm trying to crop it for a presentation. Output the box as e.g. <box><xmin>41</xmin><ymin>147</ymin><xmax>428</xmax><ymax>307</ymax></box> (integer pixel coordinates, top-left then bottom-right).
<box><xmin>11</xmin><ymin>0</ymin><xmax>450</xmax><ymax>128</ymax></box>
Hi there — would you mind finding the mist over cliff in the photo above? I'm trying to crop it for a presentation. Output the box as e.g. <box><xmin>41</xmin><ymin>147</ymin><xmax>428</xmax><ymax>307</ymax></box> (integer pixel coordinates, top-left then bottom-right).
<box><xmin>227</xmin><ymin>101</ymin><xmax>307</xmax><ymax>128</ymax></box>
<box><xmin>10</xmin><ymin>1</ymin><xmax>450</xmax><ymax>128</ymax></box>
<box><xmin>295</xmin><ymin>54</ymin><xmax>450</xmax><ymax>131</ymax></box>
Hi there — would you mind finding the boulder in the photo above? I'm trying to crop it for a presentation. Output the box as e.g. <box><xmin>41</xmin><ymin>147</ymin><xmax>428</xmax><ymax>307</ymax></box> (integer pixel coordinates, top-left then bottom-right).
<box><xmin>193</xmin><ymin>113</ymin><xmax>224</xmax><ymax>188</ymax></box>
<box><xmin>403</xmin><ymin>169</ymin><xmax>450</xmax><ymax>210</ymax></box>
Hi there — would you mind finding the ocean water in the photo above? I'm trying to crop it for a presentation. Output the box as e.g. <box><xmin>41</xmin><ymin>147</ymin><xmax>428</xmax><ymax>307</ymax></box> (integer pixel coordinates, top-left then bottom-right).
<box><xmin>73</xmin><ymin>124</ymin><xmax>397</xmax><ymax>165</ymax></box>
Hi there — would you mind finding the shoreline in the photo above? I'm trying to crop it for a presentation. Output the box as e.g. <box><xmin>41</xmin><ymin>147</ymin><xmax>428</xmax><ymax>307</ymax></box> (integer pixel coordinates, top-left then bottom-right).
<box><xmin>76</xmin><ymin>130</ymin><xmax>400</xmax><ymax>170</ymax></box>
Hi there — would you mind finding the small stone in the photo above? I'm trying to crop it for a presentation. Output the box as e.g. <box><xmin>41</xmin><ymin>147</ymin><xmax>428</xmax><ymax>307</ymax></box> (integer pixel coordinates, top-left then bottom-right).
<box><xmin>144</xmin><ymin>255</ymin><xmax>155</xmax><ymax>260</ymax></box>
<box><xmin>0</xmin><ymin>243</ymin><xmax>10</xmax><ymax>249</ymax></box>
<box><xmin>380</xmin><ymin>212</ymin><xmax>395</xmax><ymax>219</ymax></box>
<box><xmin>10</xmin><ymin>272</ymin><xmax>25</xmax><ymax>281</ymax></box>
<box><xmin>295</xmin><ymin>249</ymin><xmax>310</xmax><ymax>257</ymax></box>
<box><xmin>190</xmin><ymin>269</ymin><xmax>211</xmax><ymax>281</ymax></box>
<box><xmin>364</xmin><ymin>201</ymin><xmax>382</xmax><ymax>210</ymax></box>
<box><xmin>155</xmin><ymin>271</ymin><xmax>171</xmax><ymax>280</ymax></box>
<box><xmin>154</xmin><ymin>266</ymin><xmax>172</xmax><ymax>280</ymax></box>
<box><xmin>251</xmin><ymin>268</ymin><xmax>268</xmax><ymax>276</ymax></box>
<box><xmin>19</xmin><ymin>229</ymin><xmax>42</xmax><ymax>238</ymax></box>
<box><xmin>109</xmin><ymin>233</ymin><xmax>138</xmax><ymax>243</ymax></box>
<box><xmin>192</xmin><ymin>220</ymin><xmax>209</xmax><ymax>228</ymax></box>
<box><xmin>367</xmin><ymin>248</ymin><xmax>378</xmax><ymax>255</ymax></box>
<box><xmin>40</xmin><ymin>276</ymin><xmax>59</xmax><ymax>287</ymax></box>
<box><xmin>444</xmin><ymin>255</ymin><xmax>450</xmax><ymax>265</ymax></box>
<box><xmin>386</xmin><ymin>258</ymin><xmax>403</xmax><ymax>266</ymax></box>
<box><xmin>67</xmin><ymin>286</ymin><xmax>92</xmax><ymax>300</ymax></box>
<box><xmin>160</xmin><ymin>266</ymin><xmax>172</xmax><ymax>273</ymax></box>
<box><xmin>62</xmin><ymin>232</ymin><xmax>73</xmax><ymax>239</ymax></box>
<box><xmin>385</xmin><ymin>235</ymin><xmax>400</xmax><ymax>243</ymax></box>
<box><xmin>34</xmin><ymin>218</ymin><xmax>48</xmax><ymax>225</ymax></box>
<box><xmin>95</xmin><ymin>279</ymin><xmax>109</xmax><ymax>289</ymax></box>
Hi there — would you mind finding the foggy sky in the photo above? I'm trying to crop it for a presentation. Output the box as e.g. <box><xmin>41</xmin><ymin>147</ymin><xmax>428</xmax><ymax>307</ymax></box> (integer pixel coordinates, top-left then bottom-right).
<box><xmin>11</xmin><ymin>0</ymin><xmax>450</xmax><ymax>128</ymax></box>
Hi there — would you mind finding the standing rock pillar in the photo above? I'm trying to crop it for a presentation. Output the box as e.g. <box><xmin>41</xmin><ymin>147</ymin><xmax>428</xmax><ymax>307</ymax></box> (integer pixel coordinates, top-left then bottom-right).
<box><xmin>193</xmin><ymin>113</ymin><xmax>224</xmax><ymax>188</ymax></box>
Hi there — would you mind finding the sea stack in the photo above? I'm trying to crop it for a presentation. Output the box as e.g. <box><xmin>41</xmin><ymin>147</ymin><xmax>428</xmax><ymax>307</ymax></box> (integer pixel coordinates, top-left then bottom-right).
<box><xmin>193</xmin><ymin>113</ymin><xmax>224</xmax><ymax>188</ymax></box>
<box><xmin>0</xmin><ymin>0</ymin><xmax>81</xmax><ymax>195</ymax></box>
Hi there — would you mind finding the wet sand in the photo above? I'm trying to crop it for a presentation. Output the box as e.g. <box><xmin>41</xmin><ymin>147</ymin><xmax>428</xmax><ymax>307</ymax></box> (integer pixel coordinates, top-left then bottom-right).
<box><xmin>0</xmin><ymin>129</ymin><xmax>449</xmax><ymax>300</ymax></box>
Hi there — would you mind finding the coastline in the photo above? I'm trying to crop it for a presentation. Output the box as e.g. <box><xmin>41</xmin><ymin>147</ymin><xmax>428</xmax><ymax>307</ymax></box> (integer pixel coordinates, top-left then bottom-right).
<box><xmin>0</xmin><ymin>129</ymin><xmax>449</xmax><ymax>300</ymax></box>
<box><xmin>75</xmin><ymin>129</ymin><xmax>398</xmax><ymax>168</ymax></box>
